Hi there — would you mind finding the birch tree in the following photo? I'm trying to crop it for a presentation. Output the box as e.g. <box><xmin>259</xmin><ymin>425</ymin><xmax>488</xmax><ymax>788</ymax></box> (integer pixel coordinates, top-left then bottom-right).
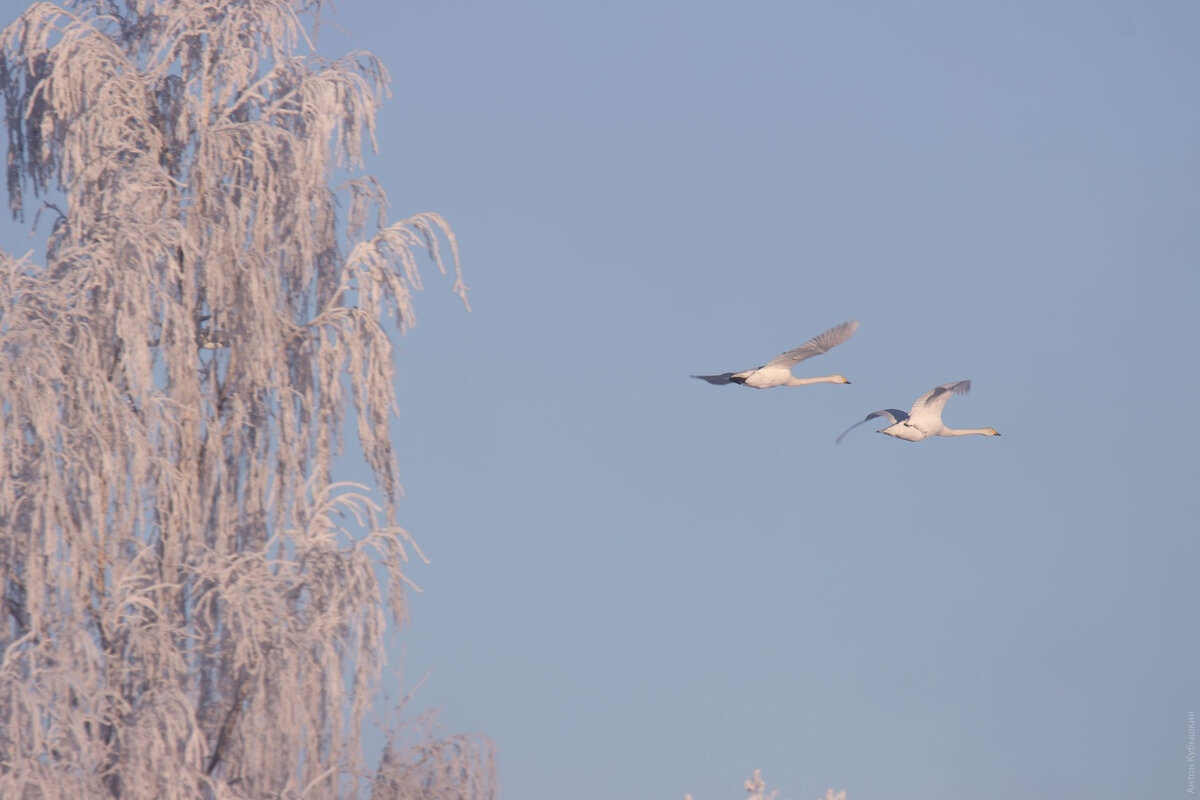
<box><xmin>0</xmin><ymin>1</ymin><xmax>493</xmax><ymax>797</ymax></box>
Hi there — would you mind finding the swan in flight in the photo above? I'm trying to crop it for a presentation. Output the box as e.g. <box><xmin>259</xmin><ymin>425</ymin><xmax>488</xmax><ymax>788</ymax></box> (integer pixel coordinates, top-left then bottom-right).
<box><xmin>836</xmin><ymin>380</ymin><xmax>1000</xmax><ymax>443</ymax></box>
<box><xmin>691</xmin><ymin>320</ymin><xmax>858</xmax><ymax>389</ymax></box>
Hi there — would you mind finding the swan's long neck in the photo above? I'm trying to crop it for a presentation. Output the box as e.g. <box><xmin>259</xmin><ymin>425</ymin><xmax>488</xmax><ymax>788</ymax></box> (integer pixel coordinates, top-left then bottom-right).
<box><xmin>785</xmin><ymin>374</ymin><xmax>846</xmax><ymax>387</ymax></box>
<box><xmin>941</xmin><ymin>427</ymin><xmax>997</xmax><ymax>437</ymax></box>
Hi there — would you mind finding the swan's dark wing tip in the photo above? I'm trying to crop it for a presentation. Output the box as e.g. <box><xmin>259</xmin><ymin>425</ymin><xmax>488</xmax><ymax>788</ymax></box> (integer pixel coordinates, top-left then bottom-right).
<box><xmin>863</xmin><ymin>408</ymin><xmax>908</xmax><ymax>431</ymax></box>
<box><xmin>835</xmin><ymin>408</ymin><xmax>905</xmax><ymax>443</ymax></box>
<box><xmin>691</xmin><ymin>373</ymin><xmax>735</xmax><ymax>385</ymax></box>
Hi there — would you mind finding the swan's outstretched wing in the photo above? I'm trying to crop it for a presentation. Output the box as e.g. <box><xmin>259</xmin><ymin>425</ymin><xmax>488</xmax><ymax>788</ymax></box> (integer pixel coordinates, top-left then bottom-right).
<box><xmin>765</xmin><ymin>320</ymin><xmax>859</xmax><ymax>368</ymax></box>
<box><xmin>907</xmin><ymin>380</ymin><xmax>971</xmax><ymax>426</ymax></box>
<box><xmin>835</xmin><ymin>408</ymin><xmax>908</xmax><ymax>444</ymax></box>
<box><xmin>691</xmin><ymin>372</ymin><xmax>738</xmax><ymax>385</ymax></box>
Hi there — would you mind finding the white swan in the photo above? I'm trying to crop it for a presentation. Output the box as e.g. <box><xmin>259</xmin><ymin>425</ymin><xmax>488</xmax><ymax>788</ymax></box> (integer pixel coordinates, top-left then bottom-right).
<box><xmin>691</xmin><ymin>320</ymin><xmax>858</xmax><ymax>389</ymax></box>
<box><xmin>836</xmin><ymin>380</ymin><xmax>1000</xmax><ymax>443</ymax></box>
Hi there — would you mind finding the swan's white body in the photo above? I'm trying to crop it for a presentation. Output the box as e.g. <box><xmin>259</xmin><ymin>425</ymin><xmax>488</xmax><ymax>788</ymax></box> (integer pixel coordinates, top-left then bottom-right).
<box><xmin>691</xmin><ymin>320</ymin><xmax>858</xmax><ymax>389</ymax></box>
<box><xmin>836</xmin><ymin>380</ymin><xmax>1000</xmax><ymax>443</ymax></box>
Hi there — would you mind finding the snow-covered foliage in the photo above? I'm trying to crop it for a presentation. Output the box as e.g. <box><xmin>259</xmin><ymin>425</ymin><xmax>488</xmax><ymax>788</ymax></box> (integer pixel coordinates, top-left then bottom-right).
<box><xmin>0</xmin><ymin>1</ymin><xmax>490</xmax><ymax>797</ymax></box>
<box><xmin>684</xmin><ymin>772</ymin><xmax>846</xmax><ymax>800</ymax></box>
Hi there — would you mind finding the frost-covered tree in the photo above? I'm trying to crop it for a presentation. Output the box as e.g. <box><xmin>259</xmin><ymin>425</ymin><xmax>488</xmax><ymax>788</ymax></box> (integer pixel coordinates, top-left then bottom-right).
<box><xmin>0</xmin><ymin>1</ymin><xmax>493</xmax><ymax>797</ymax></box>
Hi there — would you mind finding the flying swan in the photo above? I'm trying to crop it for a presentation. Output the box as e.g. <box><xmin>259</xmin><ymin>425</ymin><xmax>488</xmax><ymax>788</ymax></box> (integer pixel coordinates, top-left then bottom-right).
<box><xmin>835</xmin><ymin>380</ymin><xmax>1000</xmax><ymax>443</ymax></box>
<box><xmin>691</xmin><ymin>320</ymin><xmax>858</xmax><ymax>389</ymax></box>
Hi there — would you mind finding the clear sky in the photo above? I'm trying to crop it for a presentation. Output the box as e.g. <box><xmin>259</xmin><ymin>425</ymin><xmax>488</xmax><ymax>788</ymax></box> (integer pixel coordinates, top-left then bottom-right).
<box><xmin>3</xmin><ymin>1</ymin><xmax>1198</xmax><ymax>798</ymax></box>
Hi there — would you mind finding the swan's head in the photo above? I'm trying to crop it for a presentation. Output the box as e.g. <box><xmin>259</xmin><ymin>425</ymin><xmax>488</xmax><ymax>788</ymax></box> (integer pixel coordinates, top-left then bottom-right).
<box><xmin>983</xmin><ymin>427</ymin><xmax>1000</xmax><ymax>436</ymax></box>
<box><xmin>831</xmin><ymin>374</ymin><xmax>851</xmax><ymax>384</ymax></box>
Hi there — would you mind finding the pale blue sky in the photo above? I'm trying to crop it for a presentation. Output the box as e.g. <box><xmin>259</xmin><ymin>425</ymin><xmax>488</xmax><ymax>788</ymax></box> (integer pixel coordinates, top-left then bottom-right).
<box><xmin>3</xmin><ymin>1</ymin><xmax>1198</xmax><ymax>798</ymax></box>
<box><xmin>359</xmin><ymin>3</ymin><xmax>1200</xmax><ymax>798</ymax></box>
